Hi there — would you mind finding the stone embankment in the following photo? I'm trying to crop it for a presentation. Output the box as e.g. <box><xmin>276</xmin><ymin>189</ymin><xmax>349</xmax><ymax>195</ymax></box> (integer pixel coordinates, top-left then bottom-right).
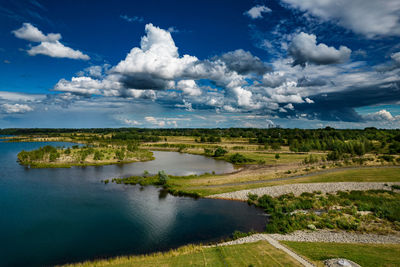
<box><xmin>209</xmin><ymin>182</ymin><xmax>400</xmax><ymax>201</ymax></box>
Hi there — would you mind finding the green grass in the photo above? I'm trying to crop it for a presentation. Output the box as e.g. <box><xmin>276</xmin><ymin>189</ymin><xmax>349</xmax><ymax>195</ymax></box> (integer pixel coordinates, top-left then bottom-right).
<box><xmin>61</xmin><ymin>241</ymin><xmax>301</xmax><ymax>267</ymax></box>
<box><xmin>161</xmin><ymin>167</ymin><xmax>400</xmax><ymax>197</ymax></box>
<box><xmin>283</xmin><ymin>241</ymin><xmax>400</xmax><ymax>267</ymax></box>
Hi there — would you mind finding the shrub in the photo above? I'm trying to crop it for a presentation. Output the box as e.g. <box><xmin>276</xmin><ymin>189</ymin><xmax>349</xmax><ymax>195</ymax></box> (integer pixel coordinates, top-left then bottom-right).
<box><xmin>228</xmin><ymin>153</ymin><xmax>254</xmax><ymax>164</ymax></box>
<box><xmin>213</xmin><ymin>147</ymin><xmax>227</xmax><ymax>157</ymax></box>
<box><xmin>158</xmin><ymin>170</ymin><xmax>169</xmax><ymax>185</ymax></box>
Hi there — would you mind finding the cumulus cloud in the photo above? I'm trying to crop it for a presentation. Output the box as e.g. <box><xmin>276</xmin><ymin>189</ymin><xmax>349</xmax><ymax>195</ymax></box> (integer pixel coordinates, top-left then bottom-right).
<box><xmin>55</xmin><ymin>23</ymin><xmax>267</xmax><ymax>110</ymax></box>
<box><xmin>12</xmin><ymin>23</ymin><xmax>89</xmax><ymax>60</ymax></box>
<box><xmin>217</xmin><ymin>49</ymin><xmax>271</xmax><ymax>75</ymax></box>
<box><xmin>288</xmin><ymin>32</ymin><xmax>351</xmax><ymax>67</ymax></box>
<box><xmin>363</xmin><ymin>109</ymin><xmax>396</xmax><ymax>121</ymax></box>
<box><xmin>112</xmin><ymin>23</ymin><xmax>198</xmax><ymax>89</ymax></box>
<box><xmin>244</xmin><ymin>5</ymin><xmax>271</xmax><ymax>19</ymax></box>
<box><xmin>281</xmin><ymin>0</ymin><xmax>400</xmax><ymax>38</ymax></box>
<box><xmin>176</xmin><ymin>80</ymin><xmax>202</xmax><ymax>96</ymax></box>
<box><xmin>1</xmin><ymin>103</ymin><xmax>33</xmax><ymax>113</ymax></box>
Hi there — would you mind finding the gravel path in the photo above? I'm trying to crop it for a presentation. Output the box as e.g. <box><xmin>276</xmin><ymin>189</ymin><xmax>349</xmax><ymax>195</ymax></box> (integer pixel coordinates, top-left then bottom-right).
<box><xmin>208</xmin><ymin>182</ymin><xmax>400</xmax><ymax>200</ymax></box>
<box><xmin>270</xmin><ymin>230</ymin><xmax>400</xmax><ymax>244</ymax></box>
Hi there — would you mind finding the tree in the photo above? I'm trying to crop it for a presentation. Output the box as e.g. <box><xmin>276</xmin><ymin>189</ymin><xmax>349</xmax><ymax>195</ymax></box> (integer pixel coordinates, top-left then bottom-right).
<box><xmin>158</xmin><ymin>170</ymin><xmax>169</xmax><ymax>185</ymax></box>
<box><xmin>213</xmin><ymin>147</ymin><xmax>227</xmax><ymax>157</ymax></box>
<box><xmin>275</xmin><ymin>153</ymin><xmax>280</xmax><ymax>160</ymax></box>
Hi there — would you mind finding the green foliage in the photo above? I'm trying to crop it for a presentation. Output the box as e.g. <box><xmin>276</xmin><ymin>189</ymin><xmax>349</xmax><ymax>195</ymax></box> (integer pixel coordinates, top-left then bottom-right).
<box><xmin>93</xmin><ymin>150</ymin><xmax>103</xmax><ymax>160</ymax></box>
<box><xmin>228</xmin><ymin>153</ymin><xmax>255</xmax><ymax>164</ymax></box>
<box><xmin>275</xmin><ymin>153</ymin><xmax>280</xmax><ymax>160</ymax></box>
<box><xmin>232</xmin><ymin>230</ymin><xmax>257</xmax><ymax>240</ymax></box>
<box><xmin>213</xmin><ymin>147</ymin><xmax>227</xmax><ymax>157</ymax></box>
<box><xmin>115</xmin><ymin>149</ymin><xmax>125</xmax><ymax>160</ymax></box>
<box><xmin>303</xmin><ymin>154</ymin><xmax>319</xmax><ymax>164</ymax></box>
<box><xmin>158</xmin><ymin>170</ymin><xmax>169</xmax><ymax>185</ymax></box>
<box><xmin>379</xmin><ymin>155</ymin><xmax>395</xmax><ymax>162</ymax></box>
<box><xmin>250</xmin><ymin>190</ymin><xmax>400</xmax><ymax>234</ymax></box>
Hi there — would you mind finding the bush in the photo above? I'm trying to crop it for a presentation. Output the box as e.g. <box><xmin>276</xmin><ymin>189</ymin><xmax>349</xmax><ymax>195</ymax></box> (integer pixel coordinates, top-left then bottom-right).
<box><xmin>158</xmin><ymin>170</ymin><xmax>169</xmax><ymax>185</ymax></box>
<box><xmin>213</xmin><ymin>147</ymin><xmax>227</xmax><ymax>157</ymax></box>
<box><xmin>228</xmin><ymin>153</ymin><xmax>254</xmax><ymax>164</ymax></box>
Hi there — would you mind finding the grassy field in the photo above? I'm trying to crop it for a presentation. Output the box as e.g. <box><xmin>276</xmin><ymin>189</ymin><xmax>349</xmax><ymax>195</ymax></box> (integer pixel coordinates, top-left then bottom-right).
<box><xmin>61</xmin><ymin>241</ymin><xmax>301</xmax><ymax>267</ymax></box>
<box><xmin>160</xmin><ymin>167</ymin><xmax>400</xmax><ymax>196</ymax></box>
<box><xmin>283</xmin><ymin>241</ymin><xmax>400</xmax><ymax>267</ymax></box>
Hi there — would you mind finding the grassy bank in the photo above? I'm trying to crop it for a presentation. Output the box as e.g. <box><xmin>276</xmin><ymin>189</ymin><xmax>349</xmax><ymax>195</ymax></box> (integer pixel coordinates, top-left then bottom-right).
<box><xmin>17</xmin><ymin>145</ymin><xmax>154</xmax><ymax>168</ymax></box>
<box><xmin>60</xmin><ymin>241</ymin><xmax>301</xmax><ymax>267</ymax></box>
<box><xmin>283</xmin><ymin>241</ymin><xmax>400</xmax><ymax>267</ymax></box>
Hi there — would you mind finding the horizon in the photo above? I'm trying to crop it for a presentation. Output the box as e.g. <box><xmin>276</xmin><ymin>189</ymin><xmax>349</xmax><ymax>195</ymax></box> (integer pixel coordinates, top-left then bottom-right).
<box><xmin>1</xmin><ymin>0</ymin><xmax>400</xmax><ymax>129</ymax></box>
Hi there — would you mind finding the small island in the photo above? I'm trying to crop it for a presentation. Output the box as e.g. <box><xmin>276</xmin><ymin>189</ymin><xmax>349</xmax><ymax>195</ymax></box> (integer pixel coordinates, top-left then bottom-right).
<box><xmin>17</xmin><ymin>144</ymin><xmax>154</xmax><ymax>168</ymax></box>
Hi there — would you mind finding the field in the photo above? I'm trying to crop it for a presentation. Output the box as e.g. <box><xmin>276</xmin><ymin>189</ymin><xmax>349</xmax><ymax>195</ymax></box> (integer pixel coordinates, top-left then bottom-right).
<box><xmin>61</xmin><ymin>241</ymin><xmax>301</xmax><ymax>267</ymax></box>
<box><xmin>283</xmin><ymin>241</ymin><xmax>400</xmax><ymax>267</ymax></box>
<box><xmin>159</xmin><ymin>167</ymin><xmax>400</xmax><ymax>196</ymax></box>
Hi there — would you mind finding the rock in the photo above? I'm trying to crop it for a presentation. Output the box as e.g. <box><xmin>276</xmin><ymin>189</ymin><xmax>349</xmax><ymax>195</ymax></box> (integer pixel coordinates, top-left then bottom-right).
<box><xmin>307</xmin><ymin>224</ymin><xmax>317</xmax><ymax>231</ymax></box>
<box><xmin>324</xmin><ymin>258</ymin><xmax>361</xmax><ymax>267</ymax></box>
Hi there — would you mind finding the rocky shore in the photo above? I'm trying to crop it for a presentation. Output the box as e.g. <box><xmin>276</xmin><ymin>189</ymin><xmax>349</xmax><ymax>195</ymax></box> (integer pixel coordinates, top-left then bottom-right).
<box><xmin>208</xmin><ymin>182</ymin><xmax>400</xmax><ymax>200</ymax></box>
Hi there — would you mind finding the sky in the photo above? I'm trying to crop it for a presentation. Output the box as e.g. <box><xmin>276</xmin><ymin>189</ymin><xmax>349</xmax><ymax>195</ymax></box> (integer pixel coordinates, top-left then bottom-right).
<box><xmin>0</xmin><ymin>0</ymin><xmax>400</xmax><ymax>129</ymax></box>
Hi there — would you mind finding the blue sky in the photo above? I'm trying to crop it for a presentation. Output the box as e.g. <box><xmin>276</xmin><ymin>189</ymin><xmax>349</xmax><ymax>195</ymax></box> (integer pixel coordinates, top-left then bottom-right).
<box><xmin>0</xmin><ymin>0</ymin><xmax>400</xmax><ymax>128</ymax></box>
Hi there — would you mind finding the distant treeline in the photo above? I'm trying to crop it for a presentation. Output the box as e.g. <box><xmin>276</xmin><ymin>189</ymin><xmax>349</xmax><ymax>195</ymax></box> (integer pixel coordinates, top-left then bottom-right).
<box><xmin>2</xmin><ymin>127</ymin><xmax>400</xmax><ymax>155</ymax></box>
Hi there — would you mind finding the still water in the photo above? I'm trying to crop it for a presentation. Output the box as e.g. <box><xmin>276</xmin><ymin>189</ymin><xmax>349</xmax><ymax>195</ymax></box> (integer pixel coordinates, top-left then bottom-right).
<box><xmin>0</xmin><ymin>141</ymin><xmax>266</xmax><ymax>266</ymax></box>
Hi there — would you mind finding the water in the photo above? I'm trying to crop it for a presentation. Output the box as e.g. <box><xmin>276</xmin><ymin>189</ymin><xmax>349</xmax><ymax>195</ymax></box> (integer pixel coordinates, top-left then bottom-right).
<box><xmin>0</xmin><ymin>141</ymin><xmax>266</xmax><ymax>267</ymax></box>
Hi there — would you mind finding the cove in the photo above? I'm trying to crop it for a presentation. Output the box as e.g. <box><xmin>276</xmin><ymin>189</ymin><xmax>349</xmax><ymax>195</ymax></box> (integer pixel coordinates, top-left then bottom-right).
<box><xmin>0</xmin><ymin>141</ymin><xmax>266</xmax><ymax>267</ymax></box>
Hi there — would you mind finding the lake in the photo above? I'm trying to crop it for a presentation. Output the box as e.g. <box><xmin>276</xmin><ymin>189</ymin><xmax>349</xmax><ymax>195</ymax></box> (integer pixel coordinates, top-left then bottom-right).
<box><xmin>0</xmin><ymin>141</ymin><xmax>266</xmax><ymax>267</ymax></box>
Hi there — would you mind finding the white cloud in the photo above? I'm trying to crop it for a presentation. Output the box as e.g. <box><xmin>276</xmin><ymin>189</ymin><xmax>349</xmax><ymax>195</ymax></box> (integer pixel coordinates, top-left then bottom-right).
<box><xmin>391</xmin><ymin>52</ymin><xmax>400</xmax><ymax>65</ymax></box>
<box><xmin>284</xmin><ymin>103</ymin><xmax>294</xmax><ymax>110</ymax></box>
<box><xmin>281</xmin><ymin>0</ymin><xmax>400</xmax><ymax>38</ymax></box>
<box><xmin>175</xmin><ymin>99</ymin><xmax>193</xmax><ymax>111</ymax></box>
<box><xmin>305</xmin><ymin>97</ymin><xmax>314</xmax><ymax>104</ymax></box>
<box><xmin>176</xmin><ymin>80</ymin><xmax>202</xmax><ymax>96</ymax></box>
<box><xmin>1</xmin><ymin>103</ymin><xmax>33</xmax><ymax>113</ymax></box>
<box><xmin>145</xmin><ymin>116</ymin><xmax>165</xmax><ymax>127</ymax></box>
<box><xmin>364</xmin><ymin>109</ymin><xmax>396</xmax><ymax>121</ymax></box>
<box><xmin>12</xmin><ymin>23</ymin><xmax>89</xmax><ymax>60</ymax></box>
<box><xmin>288</xmin><ymin>32</ymin><xmax>351</xmax><ymax>66</ymax></box>
<box><xmin>12</xmin><ymin>22</ymin><xmax>60</xmax><ymax>42</ymax></box>
<box><xmin>112</xmin><ymin>23</ymin><xmax>198</xmax><ymax>89</ymax></box>
<box><xmin>244</xmin><ymin>5</ymin><xmax>271</xmax><ymax>19</ymax></box>
<box><xmin>122</xmin><ymin>118</ymin><xmax>140</xmax><ymax>125</ymax></box>
<box><xmin>28</xmin><ymin>41</ymin><xmax>90</xmax><ymax>60</ymax></box>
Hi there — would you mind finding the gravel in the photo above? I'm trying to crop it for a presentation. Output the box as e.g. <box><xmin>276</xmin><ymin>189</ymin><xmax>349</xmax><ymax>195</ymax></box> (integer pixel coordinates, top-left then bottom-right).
<box><xmin>208</xmin><ymin>182</ymin><xmax>400</xmax><ymax>201</ymax></box>
<box><xmin>269</xmin><ymin>229</ymin><xmax>400</xmax><ymax>244</ymax></box>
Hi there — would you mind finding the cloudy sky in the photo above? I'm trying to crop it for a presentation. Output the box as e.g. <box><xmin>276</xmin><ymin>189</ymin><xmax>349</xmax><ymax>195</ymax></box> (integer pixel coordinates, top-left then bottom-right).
<box><xmin>0</xmin><ymin>0</ymin><xmax>400</xmax><ymax>128</ymax></box>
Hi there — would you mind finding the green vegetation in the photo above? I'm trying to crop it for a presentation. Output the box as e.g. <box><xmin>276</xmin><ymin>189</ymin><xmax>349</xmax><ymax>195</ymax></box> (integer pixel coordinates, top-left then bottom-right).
<box><xmin>17</xmin><ymin>145</ymin><xmax>154</xmax><ymax>168</ymax></box>
<box><xmin>283</xmin><ymin>241</ymin><xmax>400</xmax><ymax>267</ymax></box>
<box><xmin>248</xmin><ymin>190</ymin><xmax>400</xmax><ymax>234</ymax></box>
<box><xmin>61</xmin><ymin>241</ymin><xmax>301</xmax><ymax>267</ymax></box>
<box><xmin>228</xmin><ymin>153</ymin><xmax>255</xmax><ymax>164</ymax></box>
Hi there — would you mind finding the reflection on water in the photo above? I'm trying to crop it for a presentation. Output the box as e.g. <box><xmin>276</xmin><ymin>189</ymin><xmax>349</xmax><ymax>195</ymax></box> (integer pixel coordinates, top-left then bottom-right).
<box><xmin>0</xmin><ymin>141</ymin><xmax>265</xmax><ymax>267</ymax></box>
